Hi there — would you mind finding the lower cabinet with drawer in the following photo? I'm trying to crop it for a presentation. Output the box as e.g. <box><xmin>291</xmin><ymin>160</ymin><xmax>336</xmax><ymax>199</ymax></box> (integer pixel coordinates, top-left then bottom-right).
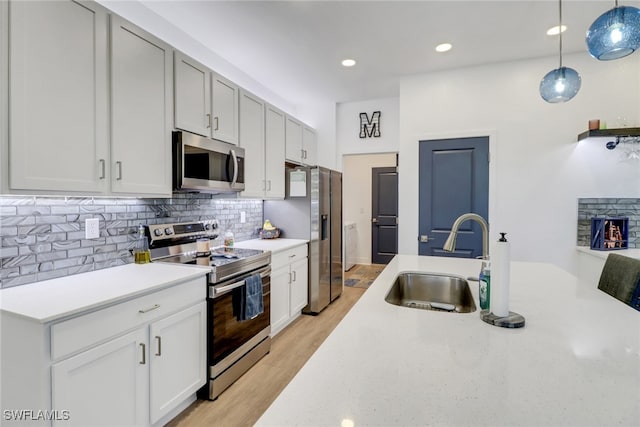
<box><xmin>1</xmin><ymin>275</ymin><xmax>207</xmax><ymax>427</ymax></box>
<box><xmin>270</xmin><ymin>244</ymin><xmax>308</xmax><ymax>336</ymax></box>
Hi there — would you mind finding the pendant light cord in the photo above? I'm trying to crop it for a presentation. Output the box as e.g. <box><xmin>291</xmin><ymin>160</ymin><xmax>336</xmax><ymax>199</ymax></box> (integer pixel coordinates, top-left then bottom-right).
<box><xmin>558</xmin><ymin>0</ymin><xmax>563</xmax><ymax>68</ymax></box>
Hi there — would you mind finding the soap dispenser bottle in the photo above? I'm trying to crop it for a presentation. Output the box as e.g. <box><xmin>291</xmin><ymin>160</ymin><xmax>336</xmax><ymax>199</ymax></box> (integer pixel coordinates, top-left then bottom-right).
<box><xmin>133</xmin><ymin>224</ymin><xmax>151</xmax><ymax>264</ymax></box>
<box><xmin>479</xmin><ymin>260</ymin><xmax>491</xmax><ymax>311</ymax></box>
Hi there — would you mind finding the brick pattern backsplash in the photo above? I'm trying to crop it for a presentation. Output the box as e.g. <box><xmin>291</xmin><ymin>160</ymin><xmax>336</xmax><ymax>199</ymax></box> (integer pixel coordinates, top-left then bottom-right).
<box><xmin>0</xmin><ymin>194</ymin><xmax>263</xmax><ymax>288</ymax></box>
<box><xmin>577</xmin><ymin>198</ymin><xmax>639</xmax><ymax>248</ymax></box>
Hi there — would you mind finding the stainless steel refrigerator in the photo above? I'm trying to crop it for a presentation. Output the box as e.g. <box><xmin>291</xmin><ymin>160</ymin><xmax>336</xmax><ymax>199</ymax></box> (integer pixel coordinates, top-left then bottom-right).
<box><xmin>263</xmin><ymin>166</ymin><xmax>342</xmax><ymax>314</ymax></box>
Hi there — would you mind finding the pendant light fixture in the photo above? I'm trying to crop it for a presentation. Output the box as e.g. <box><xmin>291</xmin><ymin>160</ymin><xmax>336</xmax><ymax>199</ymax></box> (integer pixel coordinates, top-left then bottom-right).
<box><xmin>586</xmin><ymin>1</ymin><xmax>640</xmax><ymax>61</ymax></box>
<box><xmin>540</xmin><ymin>0</ymin><xmax>581</xmax><ymax>103</ymax></box>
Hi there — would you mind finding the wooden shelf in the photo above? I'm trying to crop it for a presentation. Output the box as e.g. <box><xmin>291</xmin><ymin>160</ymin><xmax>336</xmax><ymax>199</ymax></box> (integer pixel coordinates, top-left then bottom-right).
<box><xmin>577</xmin><ymin>127</ymin><xmax>640</xmax><ymax>141</ymax></box>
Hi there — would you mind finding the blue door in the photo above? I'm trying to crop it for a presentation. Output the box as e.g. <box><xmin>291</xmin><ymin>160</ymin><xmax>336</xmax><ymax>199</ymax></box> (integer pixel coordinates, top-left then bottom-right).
<box><xmin>418</xmin><ymin>137</ymin><xmax>489</xmax><ymax>258</ymax></box>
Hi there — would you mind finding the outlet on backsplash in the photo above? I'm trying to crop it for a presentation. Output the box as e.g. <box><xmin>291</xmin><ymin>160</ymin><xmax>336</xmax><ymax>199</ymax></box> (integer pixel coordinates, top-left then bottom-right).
<box><xmin>85</xmin><ymin>218</ymin><xmax>100</xmax><ymax>239</ymax></box>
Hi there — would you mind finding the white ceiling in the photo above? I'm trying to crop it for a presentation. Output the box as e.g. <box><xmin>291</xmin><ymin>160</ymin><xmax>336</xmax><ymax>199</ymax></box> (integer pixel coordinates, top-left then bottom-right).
<box><xmin>138</xmin><ymin>0</ymin><xmax>640</xmax><ymax>106</ymax></box>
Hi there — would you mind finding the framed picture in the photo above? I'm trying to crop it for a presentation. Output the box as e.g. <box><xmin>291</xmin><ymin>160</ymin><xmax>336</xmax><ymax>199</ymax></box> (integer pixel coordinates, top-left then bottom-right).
<box><xmin>591</xmin><ymin>217</ymin><xmax>628</xmax><ymax>250</ymax></box>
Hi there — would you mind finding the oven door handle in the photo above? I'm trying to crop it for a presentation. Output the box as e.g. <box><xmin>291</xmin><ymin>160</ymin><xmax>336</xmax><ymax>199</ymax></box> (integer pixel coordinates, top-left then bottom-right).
<box><xmin>214</xmin><ymin>279</ymin><xmax>246</xmax><ymax>296</ymax></box>
<box><xmin>211</xmin><ymin>267</ymin><xmax>270</xmax><ymax>297</ymax></box>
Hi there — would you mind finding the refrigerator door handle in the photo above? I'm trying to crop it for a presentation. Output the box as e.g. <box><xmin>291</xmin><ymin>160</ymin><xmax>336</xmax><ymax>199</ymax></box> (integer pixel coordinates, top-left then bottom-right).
<box><xmin>321</xmin><ymin>214</ymin><xmax>328</xmax><ymax>240</ymax></box>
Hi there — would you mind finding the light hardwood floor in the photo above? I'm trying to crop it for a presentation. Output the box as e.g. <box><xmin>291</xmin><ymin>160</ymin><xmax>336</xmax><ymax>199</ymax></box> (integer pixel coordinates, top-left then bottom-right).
<box><xmin>168</xmin><ymin>285</ymin><xmax>367</xmax><ymax>427</ymax></box>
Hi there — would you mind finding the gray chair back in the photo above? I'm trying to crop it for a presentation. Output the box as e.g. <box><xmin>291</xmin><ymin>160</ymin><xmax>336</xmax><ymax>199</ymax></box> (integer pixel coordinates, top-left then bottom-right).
<box><xmin>597</xmin><ymin>253</ymin><xmax>640</xmax><ymax>311</ymax></box>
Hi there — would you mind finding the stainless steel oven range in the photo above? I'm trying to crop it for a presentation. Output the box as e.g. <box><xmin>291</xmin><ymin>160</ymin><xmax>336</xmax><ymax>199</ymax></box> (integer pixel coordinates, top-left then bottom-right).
<box><xmin>147</xmin><ymin>220</ymin><xmax>271</xmax><ymax>400</ymax></box>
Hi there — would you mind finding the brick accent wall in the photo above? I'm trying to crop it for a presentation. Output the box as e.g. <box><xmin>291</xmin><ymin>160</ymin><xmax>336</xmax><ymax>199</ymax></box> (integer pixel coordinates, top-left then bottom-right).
<box><xmin>577</xmin><ymin>198</ymin><xmax>639</xmax><ymax>248</ymax></box>
<box><xmin>0</xmin><ymin>194</ymin><xmax>262</xmax><ymax>288</ymax></box>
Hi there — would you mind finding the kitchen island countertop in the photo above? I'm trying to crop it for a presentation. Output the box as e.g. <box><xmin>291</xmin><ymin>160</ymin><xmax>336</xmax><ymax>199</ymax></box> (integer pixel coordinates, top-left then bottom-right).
<box><xmin>256</xmin><ymin>255</ymin><xmax>640</xmax><ymax>426</ymax></box>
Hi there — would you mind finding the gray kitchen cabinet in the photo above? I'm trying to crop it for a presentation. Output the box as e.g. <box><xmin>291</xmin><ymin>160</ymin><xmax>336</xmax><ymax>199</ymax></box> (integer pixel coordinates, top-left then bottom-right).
<box><xmin>52</xmin><ymin>328</ymin><xmax>148</xmax><ymax>426</ymax></box>
<box><xmin>285</xmin><ymin>115</ymin><xmax>317</xmax><ymax>166</ymax></box>
<box><xmin>289</xmin><ymin>256</ymin><xmax>309</xmax><ymax>316</ymax></box>
<box><xmin>110</xmin><ymin>15</ymin><xmax>173</xmax><ymax>196</ymax></box>
<box><xmin>5</xmin><ymin>1</ymin><xmax>172</xmax><ymax>197</ymax></box>
<box><xmin>240</xmin><ymin>95</ymin><xmax>285</xmax><ymax>199</ymax></box>
<box><xmin>302</xmin><ymin>125</ymin><xmax>318</xmax><ymax>166</ymax></box>
<box><xmin>149</xmin><ymin>303</ymin><xmax>207</xmax><ymax>423</ymax></box>
<box><xmin>7</xmin><ymin>0</ymin><xmax>109</xmax><ymax>193</ymax></box>
<box><xmin>211</xmin><ymin>72</ymin><xmax>240</xmax><ymax>145</ymax></box>
<box><xmin>285</xmin><ymin>115</ymin><xmax>304</xmax><ymax>164</ymax></box>
<box><xmin>264</xmin><ymin>103</ymin><xmax>286</xmax><ymax>199</ymax></box>
<box><xmin>174</xmin><ymin>51</ymin><xmax>212</xmax><ymax>138</ymax></box>
<box><xmin>2</xmin><ymin>272</ymin><xmax>207</xmax><ymax>427</ymax></box>
<box><xmin>174</xmin><ymin>52</ymin><xmax>239</xmax><ymax>145</ymax></box>
<box><xmin>270</xmin><ymin>265</ymin><xmax>291</xmax><ymax>336</ymax></box>
<box><xmin>269</xmin><ymin>244</ymin><xmax>308</xmax><ymax>336</ymax></box>
<box><xmin>239</xmin><ymin>89</ymin><xmax>266</xmax><ymax>198</ymax></box>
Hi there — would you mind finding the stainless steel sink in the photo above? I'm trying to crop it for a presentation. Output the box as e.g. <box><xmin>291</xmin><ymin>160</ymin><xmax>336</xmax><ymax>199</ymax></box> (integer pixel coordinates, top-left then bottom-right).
<box><xmin>385</xmin><ymin>272</ymin><xmax>476</xmax><ymax>313</ymax></box>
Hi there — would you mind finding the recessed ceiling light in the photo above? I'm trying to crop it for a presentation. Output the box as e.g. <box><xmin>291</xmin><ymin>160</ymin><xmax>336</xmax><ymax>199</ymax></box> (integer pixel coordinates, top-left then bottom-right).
<box><xmin>341</xmin><ymin>59</ymin><xmax>356</xmax><ymax>67</ymax></box>
<box><xmin>546</xmin><ymin>25</ymin><xmax>567</xmax><ymax>36</ymax></box>
<box><xmin>435</xmin><ymin>43</ymin><xmax>452</xmax><ymax>53</ymax></box>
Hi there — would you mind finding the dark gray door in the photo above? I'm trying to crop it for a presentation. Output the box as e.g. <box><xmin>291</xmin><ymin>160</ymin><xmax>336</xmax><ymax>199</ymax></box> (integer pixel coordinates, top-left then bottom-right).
<box><xmin>372</xmin><ymin>167</ymin><xmax>398</xmax><ymax>264</ymax></box>
<box><xmin>418</xmin><ymin>137</ymin><xmax>489</xmax><ymax>258</ymax></box>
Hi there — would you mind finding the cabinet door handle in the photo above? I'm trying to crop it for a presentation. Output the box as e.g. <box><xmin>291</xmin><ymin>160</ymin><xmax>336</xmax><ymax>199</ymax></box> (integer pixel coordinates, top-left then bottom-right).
<box><xmin>292</xmin><ymin>270</ymin><xmax>297</xmax><ymax>282</ymax></box>
<box><xmin>155</xmin><ymin>336</ymin><xmax>162</xmax><ymax>356</ymax></box>
<box><xmin>206</xmin><ymin>113</ymin><xmax>212</xmax><ymax>128</ymax></box>
<box><xmin>288</xmin><ymin>272</ymin><xmax>292</xmax><ymax>284</ymax></box>
<box><xmin>139</xmin><ymin>343</ymin><xmax>146</xmax><ymax>365</ymax></box>
<box><xmin>116</xmin><ymin>161</ymin><xmax>122</xmax><ymax>180</ymax></box>
<box><xmin>262</xmin><ymin>180</ymin><xmax>266</xmax><ymax>191</ymax></box>
<box><xmin>214</xmin><ymin>117</ymin><xmax>219</xmax><ymax>131</ymax></box>
<box><xmin>138</xmin><ymin>303</ymin><xmax>160</xmax><ymax>314</ymax></box>
<box><xmin>267</xmin><ymin>180</ymin><xmax>271</xmax><ymax>191</ymax></box>
<box><xmin>99</xmin><ymin>159</ymin><xmax>106</xmax><ymax>180</ymax></box>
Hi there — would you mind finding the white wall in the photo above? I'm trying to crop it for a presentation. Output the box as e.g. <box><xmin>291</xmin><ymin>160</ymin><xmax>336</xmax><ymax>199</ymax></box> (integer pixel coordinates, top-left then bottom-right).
<box><xmin>298</xmin><ymin>100</ymin><xmax>338</xmax><ymax>170</ymax></box>
<box><xmin>398</xmin><ymin>51</ymin><xmax>640</xmax><ymax>274</ymax></box>
<box><xmin>336</xmin><ymin>97</ymin><xmax>400</xmax><ymax>169</ymax></box>
<box><xmin>343</xmin><ymin>153</ymin><xmax>397</xmax><ymax>265</ymax></box>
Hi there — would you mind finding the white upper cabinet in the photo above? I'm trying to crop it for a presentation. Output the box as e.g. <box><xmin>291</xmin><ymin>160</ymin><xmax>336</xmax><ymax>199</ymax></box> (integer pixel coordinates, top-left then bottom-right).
<box><xmin>239</xmin><ymin>89</ymin><xmax>266</xmax><ymax>198</ymax></box>
<box><xmin>212</xmin><ymin>72</ymin><xmax>240</xmax><ymax>145</ymax></box>
<box><xmin>8</xmin><ymin>0</ymin><xmax>109</xmax><ymax>193</ymax></box>
<box><xmin>285</xmin><ymin>116</ymin><xmax>317</xmax><ymax>166</ymax></box>
<box><xmin>173</xmin><ymin>52</ymin><xmax>239</xmax><ymax>145</ymax></box>
<box><xmin>264</xmin><ymin>104</ymin><xmax>286</xmax><ymax>199</ymax></box>
<box><xmin>174</xmin><ymin>52</ymin><xmax>211</xmax><ymax>138</ymax></box>
<box><xmin>285</xmin><ymin>115</ymin><xmax>304</xmax><ymax>164</ymax></box>
<box><xmin>302</xmin><ymin>125</ymin><xmax>318</xmax><ymax>166</ymax></box>
<box><xmin>110</xmin><ymin>15</ymin><xmax>173</xmax><ymax>196</ymax></box>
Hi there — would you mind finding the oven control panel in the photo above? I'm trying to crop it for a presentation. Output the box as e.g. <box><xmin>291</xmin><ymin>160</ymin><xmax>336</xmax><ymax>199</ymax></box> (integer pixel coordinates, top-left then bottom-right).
<box><xmin>147</xmin><ymin>220</ymin><xmax>219</xmax><ymax>245</ymax></box>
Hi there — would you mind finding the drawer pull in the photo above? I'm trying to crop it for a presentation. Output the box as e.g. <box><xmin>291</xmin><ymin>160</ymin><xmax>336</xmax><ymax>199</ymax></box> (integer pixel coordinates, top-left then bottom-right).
<box><xmin>155</xmin><ymin>336</ymin><xmax>162</xmax><ymax>356</ymax></box>
<box><xmin>138</xmin><ymin>304</ymin><xmax>160</xmax><ymax>314</ymax></box>
<box><xmin>289</xmin><ymin>254</ymin><xmax>296</xmax><ymax>258</ymax></box>
<box><xmin>139</xmin><ymin>343</ymin><xmax>146</xmax><ymax>365</ymax></box>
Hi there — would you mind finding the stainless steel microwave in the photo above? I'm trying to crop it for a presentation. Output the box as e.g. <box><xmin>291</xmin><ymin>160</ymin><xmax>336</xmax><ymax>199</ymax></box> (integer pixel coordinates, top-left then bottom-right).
<box><xmin>173</xmin><ymin>131</ymin><xmax>245</xmax><ymax>193</ymax></box>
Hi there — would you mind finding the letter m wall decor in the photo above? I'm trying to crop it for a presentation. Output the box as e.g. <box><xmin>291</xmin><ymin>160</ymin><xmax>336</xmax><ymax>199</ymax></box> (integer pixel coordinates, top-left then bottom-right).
<box><xmin>359</xmin><ymin>111</ymin><xmax>381</xmax><ymax>138</ymax></box>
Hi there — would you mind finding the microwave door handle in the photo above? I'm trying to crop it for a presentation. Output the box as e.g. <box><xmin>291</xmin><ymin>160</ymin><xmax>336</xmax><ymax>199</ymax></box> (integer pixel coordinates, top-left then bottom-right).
<box><xmin>230</xmin><ymin>149</ymin><xmax>238</xmax><ymax>187</ymax></box>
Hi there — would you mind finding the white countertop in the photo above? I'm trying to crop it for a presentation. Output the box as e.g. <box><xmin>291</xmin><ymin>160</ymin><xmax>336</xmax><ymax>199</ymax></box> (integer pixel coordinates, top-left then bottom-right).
<box><xmin>577</xmin><ymin>246</ymin><xmax>640</xmax><ymax>260</ymax></box>
<box><xmin>257</xmin><ymin>255</ymin><xmax>640</xmax><ymax>427</ymax></box>
<box><xmin>234</xmin><ymin>238</ymin><xmax>308</xmax><ymax>253</ymax></box>
<box><xmin>0</xmin><ymin>263</ymin><xmax>209</xmax><ymax>323</ymax></box>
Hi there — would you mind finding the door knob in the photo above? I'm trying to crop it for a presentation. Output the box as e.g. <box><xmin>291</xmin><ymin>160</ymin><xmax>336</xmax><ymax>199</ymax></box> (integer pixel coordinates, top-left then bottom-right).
<box><xmin>419</xmin><ymin>235</ymin><xmax>429</xmax><ymax>243</ymax></box>
<box><xmin>371</xmin><ymin>218</ymin><xmax>378</xmax><ymax>223</ymax></box>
